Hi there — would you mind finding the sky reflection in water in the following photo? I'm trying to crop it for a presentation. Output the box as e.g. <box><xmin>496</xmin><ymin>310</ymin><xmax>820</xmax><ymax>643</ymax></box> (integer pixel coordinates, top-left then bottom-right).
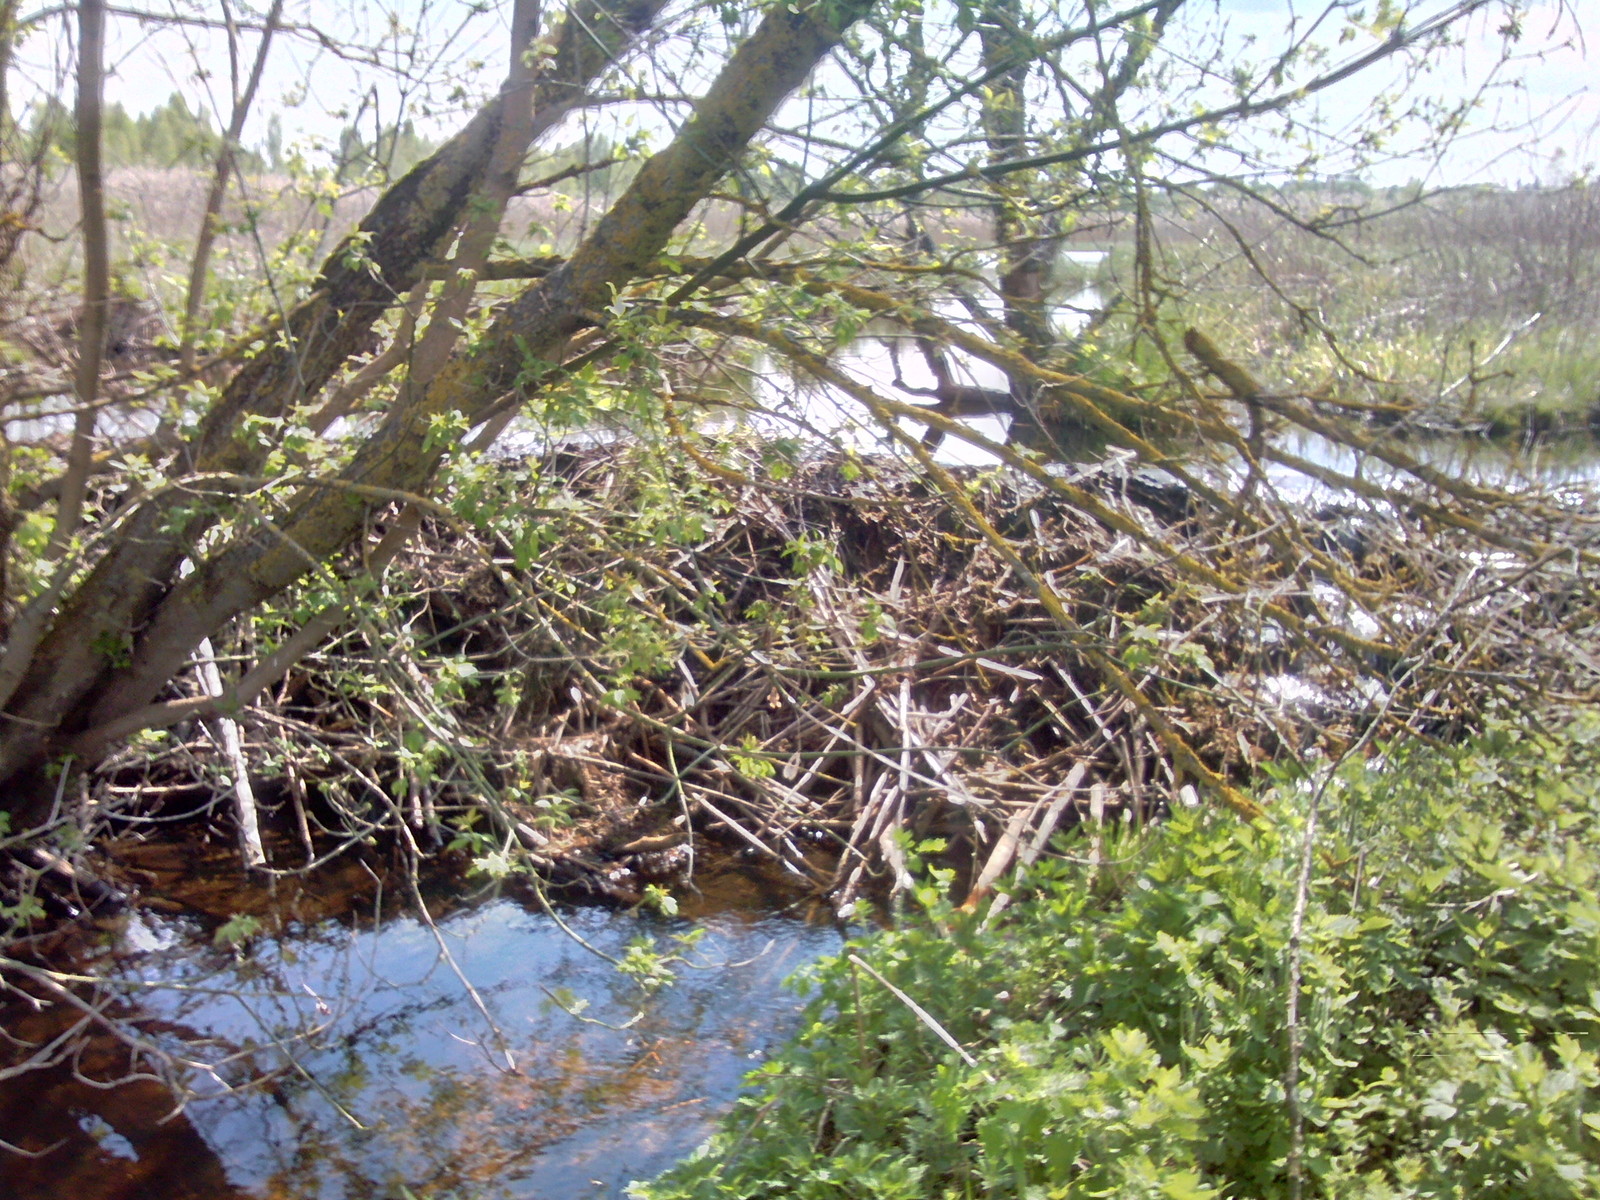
<box><xmin>101</xmin><ymin>890</ymin><xmax>841</xmax><ymax>1200</ymax></box>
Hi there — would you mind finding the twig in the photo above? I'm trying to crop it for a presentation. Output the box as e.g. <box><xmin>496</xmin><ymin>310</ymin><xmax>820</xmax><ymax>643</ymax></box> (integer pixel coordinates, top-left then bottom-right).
<box><xmin>979</xmin><ymin>761</ymin><xmax>1088</xmax><ymax>924</ymax></box>
<box><xmin>848</xmin><ymin>953</ymin><xmax>992</xmax><ymax>1081</ymax></box>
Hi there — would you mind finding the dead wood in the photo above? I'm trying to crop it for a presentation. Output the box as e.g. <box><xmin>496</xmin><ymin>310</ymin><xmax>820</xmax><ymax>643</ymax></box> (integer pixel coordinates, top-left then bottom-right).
<box><xmin>46</xmin><ymin>434</ymin><xmax>1587</xmax><ymax>915</ymax></box>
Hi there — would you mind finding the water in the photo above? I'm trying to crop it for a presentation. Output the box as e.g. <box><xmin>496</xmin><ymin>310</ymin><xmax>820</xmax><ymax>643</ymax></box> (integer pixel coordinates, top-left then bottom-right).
<box><xmin>744</xmin><ymin>323</ymin><xmax>1600</xmax><ymax>491</ymax></box>
<box><xmin>0</xmin><ymin>865</ymin><xmax>843</xmax><ymax>1200</ymax></box>
<box><xmin>687</xmin><ymin>243</ymin><xmax>1600</xmax><ymax>491</ymax></box>
<box><xmin>1271</xmin><ymin>428</ymin><xmax>1600</xmax><ymax>497</ymax></box>
<box><xmin>738</xmin><ymin>275</ymin><xmax>1106</xmax><ymax>468</ymax></box>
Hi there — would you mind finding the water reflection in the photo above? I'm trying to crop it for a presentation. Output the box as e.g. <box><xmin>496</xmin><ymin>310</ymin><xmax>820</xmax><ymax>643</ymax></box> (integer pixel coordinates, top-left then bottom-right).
<box><xmin>738</xmin><ymin>283</ymin><xmax>1105</xmax><ymax>467</ymax></box>
<box><xmin>2</xmin><ymin>874</ymin><xmax>841</xmax><ymax>1200</ymax></box>
<box><xmin>1272</xmin><ymin>429</ymin><xmax>1600</xmax><ymax>496</ymax></box>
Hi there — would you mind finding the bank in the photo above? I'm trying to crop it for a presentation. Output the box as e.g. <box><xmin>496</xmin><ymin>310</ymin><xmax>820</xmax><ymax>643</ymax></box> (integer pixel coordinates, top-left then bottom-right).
<box><xmin>640</xmin><ymin>715</ymin><xmax>1600</xmax><ymax>1198</ymax></box>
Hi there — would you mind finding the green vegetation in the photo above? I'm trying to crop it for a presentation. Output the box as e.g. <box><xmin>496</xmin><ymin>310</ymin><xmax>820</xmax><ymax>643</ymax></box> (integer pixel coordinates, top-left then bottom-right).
<box><xmin>1138</xmin><ymin>184</ymin><xmax>1600</xmax><ymax>437</ymax></box>
<box><xmin>23</xmin><ymin>91</ymin><xmax>263</xmax><ymax>170</ymax></box>
<box><xmin>641</xmin><ymin>717</ymin><xmax>1600</xmax><ymax>1198</ymax></box>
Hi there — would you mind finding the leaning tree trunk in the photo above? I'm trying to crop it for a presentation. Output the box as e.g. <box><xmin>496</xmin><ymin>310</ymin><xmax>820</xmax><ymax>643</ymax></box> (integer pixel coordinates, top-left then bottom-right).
<box><xmin>0</xmin><ymin>0</ymin><xmax>876</xmax><ymax>827</ymax></box>
<box><xmin>979</xmin><ymin>0</ymin><xmax>1054</xmax><ymax>356</ymax></box>
<box><xmin>0</xmin><ymin>0</ymin><xmax>671</xmax><ymax>821</ymax></box>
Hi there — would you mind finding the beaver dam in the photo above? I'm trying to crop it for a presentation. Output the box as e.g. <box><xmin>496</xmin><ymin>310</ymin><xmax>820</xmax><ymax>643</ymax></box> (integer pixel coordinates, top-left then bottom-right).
<box><xmin>3</xmin><ymin>436</ymin><xmax>1598</xmax><ymax>1195</ymax></box>
<box><xmin>83</xmin><ymin>439</ymin><xmax>1598</xmax><ymax>880</ymax></box>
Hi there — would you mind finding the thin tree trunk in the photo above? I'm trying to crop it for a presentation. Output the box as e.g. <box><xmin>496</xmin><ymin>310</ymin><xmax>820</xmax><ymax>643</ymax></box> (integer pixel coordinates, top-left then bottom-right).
<box><xmin>0</xmin><ymin>0</ymin><xmax>21</xmax><ymax>629</ymax></box>
<box><xmin>194</xmin><ymin>637</ymin><xmax>266</xmax><ymax>869</ymax></box>
<box><xmin>179</xmin><ymin>0</ymin><xmax>284</xmax><ymax>375</ymax></box>
<box><xmin>0</xmin><ymin>1</ymin><xmax>18</xmax><ymax>147</ymax></box>
<box><xmin>979</xmin><ymin>0</ymin><xmax>1052</xmax><ymax>353</ymax></box>
<box><xmin>47</xmin><ymin>0</ymin><xmax>109</xmax><ymax>558</ymax></box>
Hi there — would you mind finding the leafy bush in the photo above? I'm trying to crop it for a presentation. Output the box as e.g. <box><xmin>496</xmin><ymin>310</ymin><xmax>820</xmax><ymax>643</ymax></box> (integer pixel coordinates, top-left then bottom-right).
<box><xmin>638</xmin><ymin>718</ymin><xmax>1600</xmax><ymax>1199</ymax></box>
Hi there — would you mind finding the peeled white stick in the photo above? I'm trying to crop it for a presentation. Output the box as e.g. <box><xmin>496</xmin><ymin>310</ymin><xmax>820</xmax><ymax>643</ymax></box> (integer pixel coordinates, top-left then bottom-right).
<box><xmin>195</xmin><ymin>637</ymin><xmax>266</xmax><ymax>869</ymax></box>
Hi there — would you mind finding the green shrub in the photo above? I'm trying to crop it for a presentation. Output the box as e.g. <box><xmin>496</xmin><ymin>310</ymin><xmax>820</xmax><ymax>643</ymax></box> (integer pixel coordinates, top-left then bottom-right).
<box><xmin>638</xmin><ymin>718</ymin><xmax>1600</xmax><ymax>1199</ymax></box>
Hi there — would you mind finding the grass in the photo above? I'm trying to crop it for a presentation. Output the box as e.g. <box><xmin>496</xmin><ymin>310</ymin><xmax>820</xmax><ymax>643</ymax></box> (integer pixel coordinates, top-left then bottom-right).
<box><xmin>1076</xmin><ymin>185</ymin><xmax>1600</xmax><ymax>440</ymax></box>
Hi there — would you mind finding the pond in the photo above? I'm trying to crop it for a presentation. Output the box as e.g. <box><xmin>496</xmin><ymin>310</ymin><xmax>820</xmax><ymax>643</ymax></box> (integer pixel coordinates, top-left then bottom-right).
<box><xmin>711</xmin><ymin>256</ymin><xmax>1600</xmax><ymax>491</ymax></box>
<box><xmin>1273</xmin><ymin>428</ymin><xmax>1600</xmax><ymax>495</ymax></box>
<box><xmin>0</xmin><ymin>857</ymin><xmax>844</xmax><ymax>1200</ymax></box>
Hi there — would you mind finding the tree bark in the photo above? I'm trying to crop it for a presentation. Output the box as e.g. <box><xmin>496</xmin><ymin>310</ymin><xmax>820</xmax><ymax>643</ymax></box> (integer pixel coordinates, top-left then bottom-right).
<box><xmin>46</xmin><ymin>0</ymin><xmax>109</xmax><ymax>558</ymax></box>
<box><xmin>979</xmin><ymin>0</ymin><xmax>1053</xmax><ymax>353</ymax></box>
<box><xmin>178</xmin><ymin>0</ymin><xmax>284</xmax><ymax>375</ymax></box>
<box><xmin>66</xmin><ymin>0</ymin><xmax>877</xmax><ymax>765</ymax></box>
<box><xmin>0</xmin><ymin>0</ymin><xmax>669</xmax><ymax>811</ymax></box>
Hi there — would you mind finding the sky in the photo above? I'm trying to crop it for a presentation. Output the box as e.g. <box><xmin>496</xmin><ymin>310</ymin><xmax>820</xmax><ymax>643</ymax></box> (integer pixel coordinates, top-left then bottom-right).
<box><xmin>1326</xmin><ymin>1</ymin><xmax>1595</xmax><ymax>184</ymax></box>
<box><xmin>1162</xmin><ymin>0</ymin><xmax>1594</xmax><ymax>185</ymax></box>
<box><xmin>10</xmin><ymin>0</ymin><xmax>1596</xmax><ymax>187</ymax></box>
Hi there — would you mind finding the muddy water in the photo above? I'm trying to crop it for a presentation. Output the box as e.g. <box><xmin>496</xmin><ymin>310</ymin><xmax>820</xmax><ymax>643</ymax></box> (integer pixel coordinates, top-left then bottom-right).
<box><xmin>0</xmin><ymin>862</ymin><xmax>843</xmax><ymax>1200</ymax></box>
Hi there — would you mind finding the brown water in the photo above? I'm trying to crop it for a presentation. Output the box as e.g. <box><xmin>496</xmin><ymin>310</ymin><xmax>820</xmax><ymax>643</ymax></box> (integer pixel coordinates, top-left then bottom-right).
<box><xmin>0</xmin><ymin>860</ymin><xmax>842</xmax><ymax>1200</ymax></box>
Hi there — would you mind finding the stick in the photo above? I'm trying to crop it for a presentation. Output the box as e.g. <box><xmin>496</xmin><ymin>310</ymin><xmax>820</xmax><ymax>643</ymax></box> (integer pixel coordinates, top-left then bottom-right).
<box><xmin>848</xmin><ymin>953</ymin><xmax>992</xmax><ymax>1080</ymax></box>
<box><xmin>981</xmin><ymin>761</ymin><xmax>1088</xmax><ymax>925</ymax></box>
<box><xmin>195</xmin><ymin>637</ymin><xmax>266</xmax><ymax>870</ymax></box>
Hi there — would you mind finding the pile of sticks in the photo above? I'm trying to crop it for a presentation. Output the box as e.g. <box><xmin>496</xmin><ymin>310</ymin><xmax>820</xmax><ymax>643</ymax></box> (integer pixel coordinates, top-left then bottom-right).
<box><xmin>89</xmin><ymin>441</ymin><xmax>1600</xmax><ymax>905</ymax></box>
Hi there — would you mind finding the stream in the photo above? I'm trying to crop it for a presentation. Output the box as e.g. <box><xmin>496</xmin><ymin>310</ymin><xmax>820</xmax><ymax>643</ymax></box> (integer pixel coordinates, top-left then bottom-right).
<box><xmin>0</xmin><ymin>857</ymin><xmax>843</xmax><ymax>1200</ymax></box>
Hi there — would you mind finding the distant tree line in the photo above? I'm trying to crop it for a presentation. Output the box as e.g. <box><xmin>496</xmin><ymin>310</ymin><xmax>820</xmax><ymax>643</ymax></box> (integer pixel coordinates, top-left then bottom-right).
<box><xmin>12</xmin><ymin>87</ymin><xmax>704</xmax><ymax>190</ymax></box>
<box><xmin>22</xmin><ymin>91</ymin><xmax>264</xmax><ymax>170</ymax></box>
<box><xmin>331</xmin><ymin>116</ymin><xmax>436</xmax><ymax>182</ymax></box>
<box><xmin>15</xmin><ymin>92</ymin><xmax>453</xmax><ymax>179</ymax></box>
